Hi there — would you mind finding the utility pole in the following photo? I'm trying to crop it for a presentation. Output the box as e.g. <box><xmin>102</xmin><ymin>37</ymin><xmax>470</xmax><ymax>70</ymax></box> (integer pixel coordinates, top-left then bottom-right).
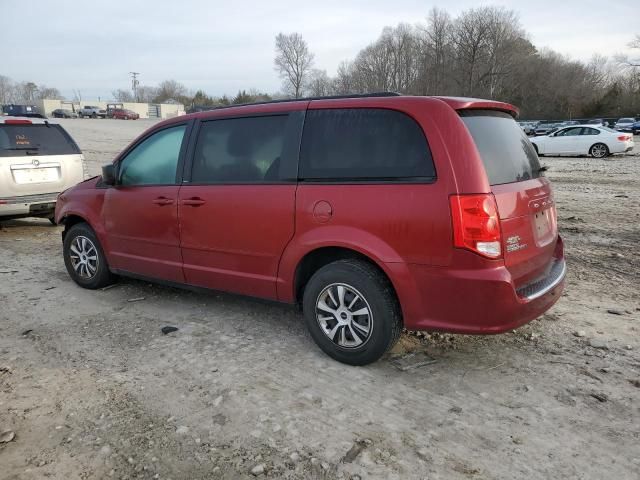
<box><xmin>130</xmin><ymin>72</ymin><xmax>140</xmax><ymax>102</ymax></box>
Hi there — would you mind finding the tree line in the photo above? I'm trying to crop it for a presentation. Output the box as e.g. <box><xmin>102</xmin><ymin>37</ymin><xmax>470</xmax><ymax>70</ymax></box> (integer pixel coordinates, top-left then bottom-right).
<box><xmin>0</xmin><ymin>77</ymin><xmax>62</xmax><ymax>104</ymax></box>
<box><xmin>3</xmin><ymin>6</ymin><xmax>638</xmax><ymax>119</ymax></box>
<box><xmin>275</xmin><ymin>7</ymin><xmax>640</xmax><ymax>119</ymax></box>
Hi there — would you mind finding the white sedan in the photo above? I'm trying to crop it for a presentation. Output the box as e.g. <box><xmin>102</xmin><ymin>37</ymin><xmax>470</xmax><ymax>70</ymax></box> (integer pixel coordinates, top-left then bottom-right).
<box><xmin>530</xmin><ymin>125</ymin><xmax>634</xmax><ymax>158</ymax></box>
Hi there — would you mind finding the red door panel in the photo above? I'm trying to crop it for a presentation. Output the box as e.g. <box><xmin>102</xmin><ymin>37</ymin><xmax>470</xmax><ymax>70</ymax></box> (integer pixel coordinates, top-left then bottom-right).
<box><xmin>178</xmin><ymin>185</ymin><xmax>296</xmax><ymax>299</ymax></box>
<box><xmin>102</xmin><ymin>186</ymin><xmax>184</xmax><ymax>282</ymax></box>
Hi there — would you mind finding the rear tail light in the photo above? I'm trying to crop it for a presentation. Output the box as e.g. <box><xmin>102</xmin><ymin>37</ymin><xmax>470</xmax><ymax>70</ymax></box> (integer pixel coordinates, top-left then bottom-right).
<box><xmin>617</xmin><ymin>135</ymin><xmax>630</xmax><ymax>141</ymax></box>
<box><xmin>450</xmin><ymin>194</ymin><xmax>502</xmax><ymax>259</ymax></box>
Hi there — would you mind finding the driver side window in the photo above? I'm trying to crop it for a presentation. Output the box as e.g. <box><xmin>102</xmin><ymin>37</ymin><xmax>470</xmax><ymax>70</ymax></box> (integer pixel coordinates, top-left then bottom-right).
<box><xmin>119</xmin><ymin>125</ymin><xmax>186</xmax><ymax>186</ymax></box>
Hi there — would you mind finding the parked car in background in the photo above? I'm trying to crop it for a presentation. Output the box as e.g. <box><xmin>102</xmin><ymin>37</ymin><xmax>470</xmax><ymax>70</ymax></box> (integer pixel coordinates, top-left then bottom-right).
<box><xmin>518</xmin><ymin>121</ymin><xmax>538</xmax><ymax>135</ymax></box>
<box><xmin>2</xmin><ymin>104</ymin><xmax>46</xmax><ymax>119</ymax></box>
<box><xmin>0</xmin><ymin>117</ymin><xmax>88</xmax><ymax>223</ymax></box>
<box><xmin>630</xmin><ymin>121</ymin><xmax>640</xmax><ymax>135</ymax></box>
<box><xmin>535</xmin><ymin>122</ymin><xmax>561</xmax><ymax>135</ymax></box>
<box><xmin>585</xmin><ymin>118</ymin><xmax>606</xmax><ymax>127</ymax></box>
<box><xmin>79</xmin><ymin>106</ymin><xmax>107</xmax><ymax>119</ymax></box>
<box><xmin>615</xmin><ymin>118</ymin><xmax>636</xmax><ymax>132</ymax></box>
<box><xmin>110</xmin><ymin>108</ymin><xmax>140</xmax><ymax>120</ymax></box>
<box><xmin>106</xmin><ymin>103</ymin><xmax>124</xmax><ymax>118</ymax></box>
<box><xmin>51</xmin><ymin>108</ymin><xmax>78</xmax><ymax>119</ymax></box>
<box><xmin>530</xmin><ymin>125</ymin><xmax>634</xmax><ymax>158</ymax></box>
<box><xmin>55</xmin><ymin>94</ymin><xmax>565</xmax><ymax>365</ymax></box>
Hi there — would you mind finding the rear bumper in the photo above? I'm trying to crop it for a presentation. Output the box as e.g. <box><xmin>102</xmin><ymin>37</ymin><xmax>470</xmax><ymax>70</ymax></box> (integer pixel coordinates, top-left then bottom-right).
<box><xmin>0</xmin><ymin>193</ymin><xmax>58</xmax><ymax>218</ymax></box>
<box><xmin>387</xmin><ymin>240</ymin><xmax>566</xmax><ymax>334</ymax></box>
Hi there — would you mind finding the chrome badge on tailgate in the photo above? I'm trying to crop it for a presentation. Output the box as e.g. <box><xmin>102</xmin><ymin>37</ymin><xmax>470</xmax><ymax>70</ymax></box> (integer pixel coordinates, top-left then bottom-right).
<box><xmin>506</xmin><ymin>235</ymin><xmax>528</xmax><ymax>253</ymax></box>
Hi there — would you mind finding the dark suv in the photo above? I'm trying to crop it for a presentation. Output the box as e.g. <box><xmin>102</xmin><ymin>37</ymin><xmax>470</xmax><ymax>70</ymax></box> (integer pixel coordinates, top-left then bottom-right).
<box><xmin>55</xmin><ymin>94</ymin><xmax>565</xmax><ymax>365</ymax></box>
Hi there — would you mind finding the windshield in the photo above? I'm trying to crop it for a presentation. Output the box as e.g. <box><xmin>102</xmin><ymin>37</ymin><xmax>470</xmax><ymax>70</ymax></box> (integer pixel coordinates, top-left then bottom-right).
<box><xmin>0</xmin><ymin>124</ymin><xmax>81</xmax><ymax>157</ymax></box>
<box><xmin>460</xmin><ymin>110</ymin><xmax>542</xmax><ymax>186</ymax></box>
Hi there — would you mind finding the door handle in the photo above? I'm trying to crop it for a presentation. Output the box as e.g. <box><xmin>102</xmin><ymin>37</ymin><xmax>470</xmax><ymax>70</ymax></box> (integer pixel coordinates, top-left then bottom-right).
<box><xmin>152</xmin><ymin>197</ymin><xmax>174</xmax><ymax>206</ymax></box>
<box><xmin>181</xmin><ymin>197</ymin><xmax>206</xmax><ymax>207</ymax></box>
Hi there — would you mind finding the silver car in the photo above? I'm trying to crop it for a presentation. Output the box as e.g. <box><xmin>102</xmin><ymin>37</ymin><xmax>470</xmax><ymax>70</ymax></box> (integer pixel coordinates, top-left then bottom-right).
<box><xmin>0</xmin><ymin>117</ymin><xmax>87</xmax><ymax>223</ymax></box>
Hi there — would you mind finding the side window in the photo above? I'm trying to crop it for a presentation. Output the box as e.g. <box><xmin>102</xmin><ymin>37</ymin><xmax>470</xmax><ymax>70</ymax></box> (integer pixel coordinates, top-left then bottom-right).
<box><xmin>560</xmin><ymin>127</ymin><xmax>582</xmax><ymax>136</ymax></box>
<box><xmin>299</xmin><ymin>108</ymin><xmax>435</xmax><ymax>180</ymax></box>
<box><xmin>119</xmin><ymin>125</ymin><xmax>186</xmax><ymax>186</ymax></box>
<box><xmin>582</xmin><ymin>128</ymin><xmax>600</xmax><ymax>136</ymax></box>
<box><xmin>191</xmin><ymin>115</ymin><xmax>289</xmax><ymax>183</ymax></box>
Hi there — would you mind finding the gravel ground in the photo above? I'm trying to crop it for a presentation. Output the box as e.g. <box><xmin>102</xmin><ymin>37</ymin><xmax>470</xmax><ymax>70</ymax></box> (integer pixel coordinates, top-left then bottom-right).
<box><xmin>0</xmin><ymin>119</ymin><xmax>639</xmax><ymax>480</ymax></box>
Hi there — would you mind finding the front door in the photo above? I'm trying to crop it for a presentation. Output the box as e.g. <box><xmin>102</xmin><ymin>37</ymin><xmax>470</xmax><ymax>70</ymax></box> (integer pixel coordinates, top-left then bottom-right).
<box><xmin>550</xmin><ymin>127</ymin><xmax>583</xmax><ymax>154</ymax></box>
<box><xmin>103</xmin><ymin>124</ymin><xmax>188</xmax><ymax>282</ymax></box>
<box><xmin>178</xmin><ymin>112</ymin><xmax>302</xmax><ymax>299</ymax></box>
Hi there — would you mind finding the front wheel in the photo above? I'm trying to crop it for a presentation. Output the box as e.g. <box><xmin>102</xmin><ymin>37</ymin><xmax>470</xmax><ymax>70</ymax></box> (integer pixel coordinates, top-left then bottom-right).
<box><xmin>302</xmin><ymin>259</ymin><xmax>402</xmax><ymax>366</ymax></box>
<box><xmin>590</xmin><ymin>143</ymin><xmax>609</xmax><ymax>158</ymax></box>
<box><xmin>63</xmin><ymin>223</ymin><xmax>116</xmax><ymax>289</ymax></box>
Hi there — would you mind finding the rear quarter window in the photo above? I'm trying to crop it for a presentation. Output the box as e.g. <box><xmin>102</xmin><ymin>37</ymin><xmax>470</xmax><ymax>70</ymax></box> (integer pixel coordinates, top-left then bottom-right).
<box><xmin>299</xmin><ymin>108</ymin><xmax>435</xmax><ymax>181</ymax></box>
<box><xmin>0</xmin><ymin>124</ymin><xmax>81</xmax><ymax>157</ymax></box>
<box><xmin>460</xmin><ymin>110</ymin><xmax>541</xmax><ymax>186</ymax></box>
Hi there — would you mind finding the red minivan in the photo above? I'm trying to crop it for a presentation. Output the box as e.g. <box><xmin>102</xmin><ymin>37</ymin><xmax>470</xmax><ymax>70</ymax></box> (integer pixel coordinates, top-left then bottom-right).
<box><xmin>55</xmin><ymin>94</ymin><xmax>565</xmax><ymax>365</ymax></box>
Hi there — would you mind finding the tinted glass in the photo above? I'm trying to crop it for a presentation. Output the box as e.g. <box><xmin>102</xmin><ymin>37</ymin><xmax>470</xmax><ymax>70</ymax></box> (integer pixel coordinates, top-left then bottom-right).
<box><xmin>557</xmin><ymin>127</ymin><xmax>582</xmax><ymax>136</ymax></box>
<box><xmin>582</xmin><ymin>128</ymin><xmax>600</xmax><ymax>135</ymax></box>
<box><xmin>191</xmin><ymin>115</ymin><xmax>288</xmax><ymax>183</ymax></box>
<box><xmin>460</xmin><ymin>110</ymin><xmax>541</xmax><ymax>186</ymax></box>
<box><xmin>299</xmin><ymin>108</ymin><xmax>434</xmax><ymax>180</ymax></box>
<box><xmin>119</xmin><ymin>125</ymin><xmax>185</xmax><ymax>186</ymax></box>
<box><xmin>0</xmin><ymin>124</ymin><xmax>80</xmax><ymax>157</ymax></box>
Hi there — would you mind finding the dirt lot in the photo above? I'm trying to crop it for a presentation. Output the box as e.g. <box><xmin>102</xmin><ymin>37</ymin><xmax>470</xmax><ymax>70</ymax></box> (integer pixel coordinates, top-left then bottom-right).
<box><xmin>1</xmin><ymin>118</ymin><xmax>639</xmax><ymax>480</ymax></box>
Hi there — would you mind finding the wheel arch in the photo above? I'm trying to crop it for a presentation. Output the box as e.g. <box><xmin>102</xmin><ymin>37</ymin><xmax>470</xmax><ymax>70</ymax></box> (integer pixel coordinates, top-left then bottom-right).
<box><xmin>291</xmin><ymin>246</ymin><xmax>403</xmax><ymax>323</ymax></box>
<box><xmin>589</xmin><ymin>142</ymin><xmax>610</xmax><ymax>157</ymax></box>
<box><xmin>60</xmin><ymin>213</ymin><xmax>99</xmax><ymax>241</ymax></box>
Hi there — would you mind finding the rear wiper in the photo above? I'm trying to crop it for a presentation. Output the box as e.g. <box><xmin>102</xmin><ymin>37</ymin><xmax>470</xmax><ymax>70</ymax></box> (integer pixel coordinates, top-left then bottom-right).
<box><xmin>6</xmin><ymin>146</ymin><xmax>39</xmax><ymax>151</ymax></box>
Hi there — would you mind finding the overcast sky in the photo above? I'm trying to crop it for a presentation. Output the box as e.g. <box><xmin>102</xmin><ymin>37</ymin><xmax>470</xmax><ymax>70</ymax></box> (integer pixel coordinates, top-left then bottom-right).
<box><xmin>2</xmin><ymin>0</ymin><xmax>638</xmax><ymax>100</ymax></box>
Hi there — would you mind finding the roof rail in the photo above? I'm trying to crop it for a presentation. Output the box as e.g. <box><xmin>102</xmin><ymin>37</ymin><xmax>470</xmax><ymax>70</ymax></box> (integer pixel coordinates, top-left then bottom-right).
<box><xmin>203</xmin><ymin>92</ymin><xmax>402</xmax><ymax>111</ymax></box>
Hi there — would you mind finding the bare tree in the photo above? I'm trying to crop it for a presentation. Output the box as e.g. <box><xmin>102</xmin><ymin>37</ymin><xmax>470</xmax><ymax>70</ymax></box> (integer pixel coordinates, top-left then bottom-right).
<box><xmin>306</xmin><ymin>69</ymin><xmax>332</xmax><ymax>96</ymax></box>
<box><xmin>112</xmin><ymin>89</ymin><xmax>134</xmax><ymax>102</ymax></box>
<box><xmin>417</xmin><ymin>8</ymin><xmax>453</xmax><ymax>95</ymax></box>
<box><xmin>274</xmin><ymin>32</ymin><xmax>315</xmax><ymax>98</ymax></box>
<box><xmin>154</xmin><ymin>80</ymin><xmax>188</xmax><ymax>103</ymax></box>
<box><xmin>0</xmin><ymin>75</ymin><xmax>13</xmax><ymax>104</ymax></box>
<box><xmin>136</xmin><ymin>85</ymin><xmax>160</xmax><ymax>103</ymax></box>
<box><xmin>37</xmin><ymin>86</ymin><xmax>63</xmax><ymax>100</ymax></box>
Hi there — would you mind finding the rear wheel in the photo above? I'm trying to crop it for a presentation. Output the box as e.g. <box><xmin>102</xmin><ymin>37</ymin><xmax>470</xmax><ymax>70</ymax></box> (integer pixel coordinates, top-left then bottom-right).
<box><xmin>302</xmin><ymin>259</ymin><xmax>402</xmax><ymax>366</ymax></box>
<box><xmin>590</xmin><ymin>143</ymin><xmax>609</xmax><ymax>158</ymax></box>
<box><xmin>63</xmin><ymin>223</ymin><xmax>116</xmax><ymax>289</ymax></box>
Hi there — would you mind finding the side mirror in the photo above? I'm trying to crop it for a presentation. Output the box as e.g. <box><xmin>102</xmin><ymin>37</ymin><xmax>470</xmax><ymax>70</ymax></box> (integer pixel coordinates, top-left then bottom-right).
<box><xmin>101</xmin><ymin>164</ymin><xmax>116</xmax><ymax>186</ymax></box>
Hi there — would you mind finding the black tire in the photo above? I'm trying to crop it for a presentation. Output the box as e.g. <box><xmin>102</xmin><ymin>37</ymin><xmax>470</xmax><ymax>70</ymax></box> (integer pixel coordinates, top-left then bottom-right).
<box><xmin>302</xmin><ymin>259</ymin><xmax>402</xmax><ymax>366</ymax></box>
<box><xmin>63</xmin><ymin>223</ymin><xmax>116</xmax><ymax>289</ymax></box>
<box><xmin>590</xmin><ymin>143</ymin><xmax>609</xmax><ymax>158</ymax></box>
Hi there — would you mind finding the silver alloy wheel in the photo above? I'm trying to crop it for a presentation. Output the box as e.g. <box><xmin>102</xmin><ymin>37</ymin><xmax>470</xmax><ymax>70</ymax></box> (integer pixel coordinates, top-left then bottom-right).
<box><xmin>69</xmin><ymin>235</ymin><xmax>99</xmax><ymax>279</ymax></box>
<box><xmin>315</xmin><ymin>283</ymin><xmax>373</xmax><ymax>348</ymax></box>
<box><xmin>591</xmin><ymin>144</ymin><xmax>608</xmax><ymax>158</ymax></box>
